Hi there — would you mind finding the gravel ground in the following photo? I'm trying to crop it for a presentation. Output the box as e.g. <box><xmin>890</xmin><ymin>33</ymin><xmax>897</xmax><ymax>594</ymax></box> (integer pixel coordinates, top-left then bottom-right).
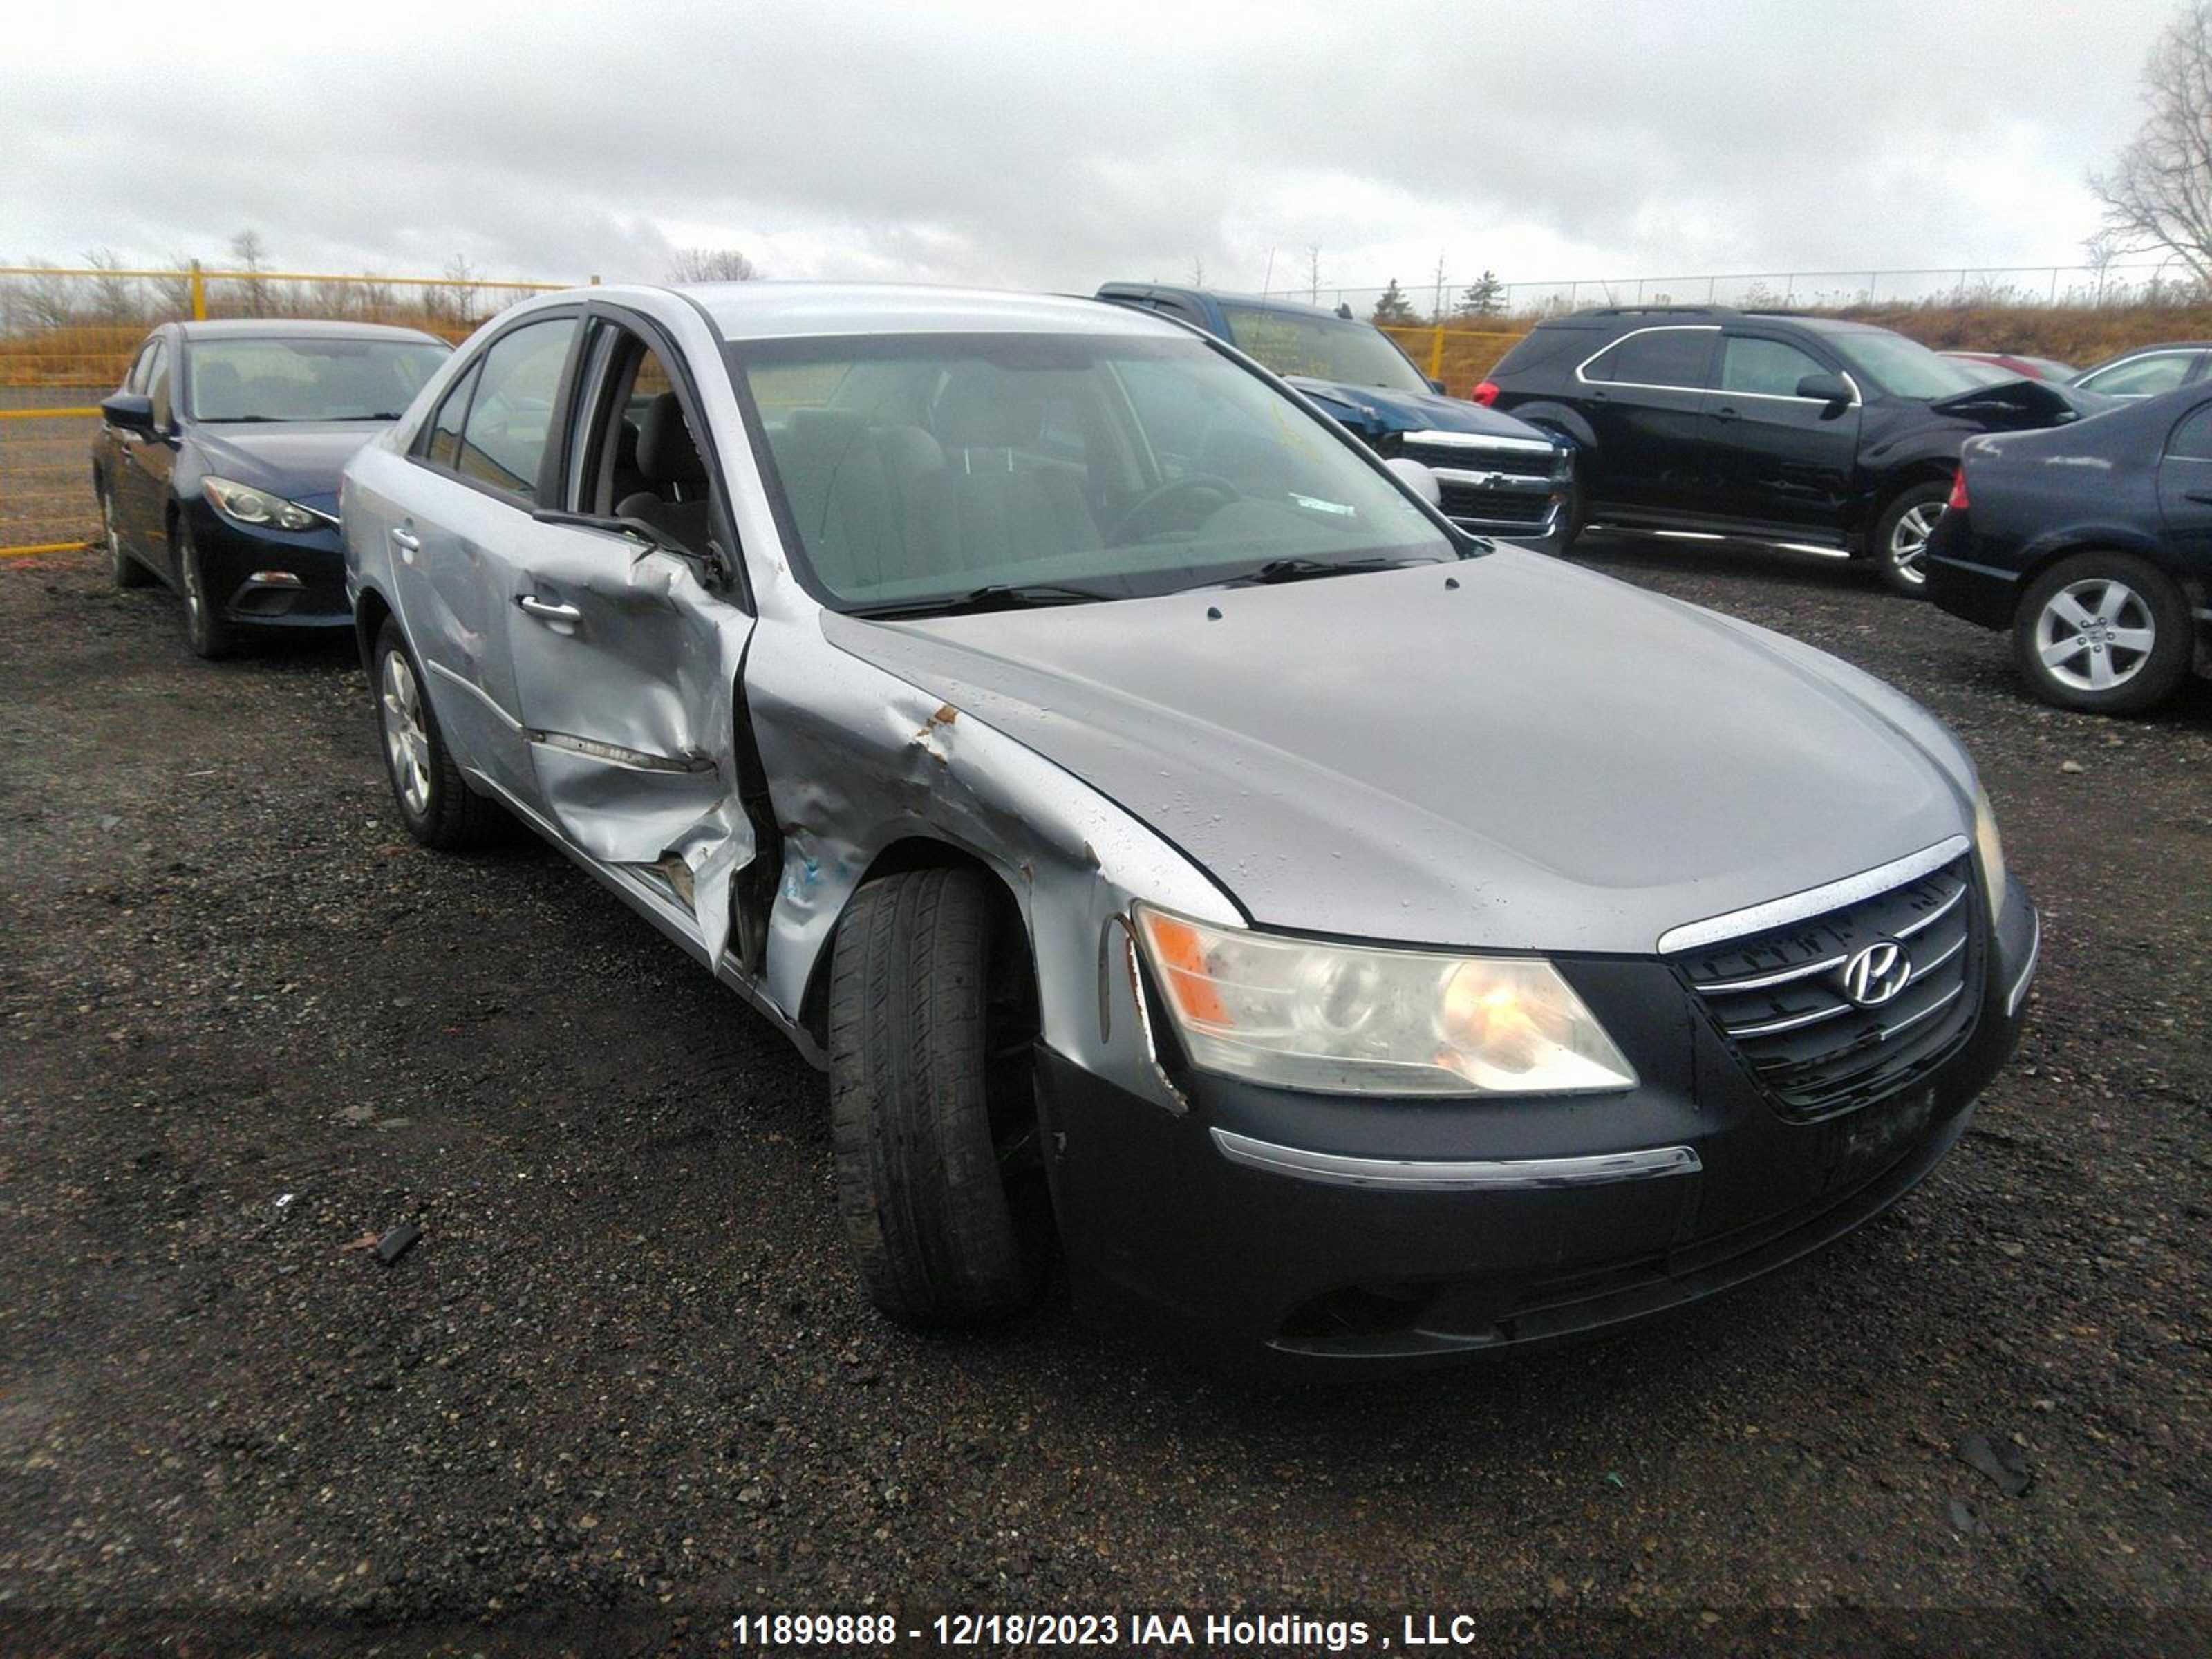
<box><xmin>1</xmin><ymin>537</ymin><xmax>2206</xmax><ymax>1657</ymax></box>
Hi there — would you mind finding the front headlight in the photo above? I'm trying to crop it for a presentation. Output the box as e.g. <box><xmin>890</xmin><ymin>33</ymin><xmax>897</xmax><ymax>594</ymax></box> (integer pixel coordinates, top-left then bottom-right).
<box><xmin>1974</xmin><ymin>787</ymin><xmax>2007</xmax><ymax>923</ymax></box>
<box><xmin>203</xmin><ymin>475</ymin><xmax>321</xmax><ymax>532</ymax></box>
<box><xmin>1131</xmin><ymin>904</ymin><xmax>1637</xmax><ymax>1096</ymax></box>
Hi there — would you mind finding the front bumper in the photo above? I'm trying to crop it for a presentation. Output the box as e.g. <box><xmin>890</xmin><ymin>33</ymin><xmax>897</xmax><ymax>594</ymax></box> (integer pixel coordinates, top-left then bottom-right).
<box><xmin>185</xmin><ymin>499</ymin><xmax>352</xmax><ymax>630</ymax></box>
<box><xmin>1039</xmin><ymin>877</ymin><xmax>2036</xmax><ymax>1371</ymax></box>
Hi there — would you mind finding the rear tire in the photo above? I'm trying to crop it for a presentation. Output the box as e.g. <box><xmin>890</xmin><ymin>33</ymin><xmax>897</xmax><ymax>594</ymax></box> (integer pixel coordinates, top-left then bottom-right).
<box><xmin>104</xmin><ymin>485</ymin><xmax>150</xmax><ymax>587</ymax></box>
<box><xmin>1871</xmin><ymin>480</ymin><xmax>1949</xmax><ymax>597</ymax></box>
<box><xmin>373</xmin><ymin>620</ymin><xmax>506</xmax><ymax>848</ymax></box>
<box><xmin>176</xmin><ymin>518</ymin><xmax>233</xmax><ymax>658</ymax></box>
<box><xmin>2012</xmin><ymin>551</ymin><xmax>2193</xmax><ymax>715</ymax></box>
<box><xmin>827</xmin><ymin>867</ymin><xmax>1049</xmax><ymax>1329</ymax></box>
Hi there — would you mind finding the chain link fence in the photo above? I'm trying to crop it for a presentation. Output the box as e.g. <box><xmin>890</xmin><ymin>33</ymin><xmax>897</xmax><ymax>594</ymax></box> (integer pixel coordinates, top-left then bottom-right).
<box><xmin>0</xmin><ymin>264</ymin><xmax>567</xmax><ymax>556</ymax></box>
<box><xmin>1296</xmin><ymin>261</ymin><xmax>2212</xmax><ymax>328</ymax></box>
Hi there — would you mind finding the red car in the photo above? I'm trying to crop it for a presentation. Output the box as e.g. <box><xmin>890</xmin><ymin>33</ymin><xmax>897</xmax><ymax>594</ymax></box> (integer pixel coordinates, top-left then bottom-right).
<box><xmin>1940</xmin><ymin>350</ymin><xmax>2077</xmax><ymax>382</ymax></box>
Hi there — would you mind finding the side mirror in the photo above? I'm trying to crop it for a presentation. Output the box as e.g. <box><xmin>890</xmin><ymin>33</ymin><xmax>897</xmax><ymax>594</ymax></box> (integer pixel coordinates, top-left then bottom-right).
<box><xmin>1427</xmin><ymin>377</ymin><xmax>1447</xmax><ymax>396</ymax></box>
<box><xmin>101</xmin><ymin>392</ymin><xmax>157</xmax><ymax>433</ymax></box>
<box><xmin>1385</xmin><ymin>456</ymin><xmax>1441</xmax><ymax>506</ymax></box>
<box><xmin>1796</xmin><ymin>372</ymin><xmax>1851</xmax><ymax>405</ymax></box>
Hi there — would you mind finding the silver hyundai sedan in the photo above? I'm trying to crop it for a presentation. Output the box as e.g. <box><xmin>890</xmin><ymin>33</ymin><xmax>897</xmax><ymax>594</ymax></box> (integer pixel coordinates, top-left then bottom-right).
<box><xmin>341</xmin><ymin>283</ymin><xmax>2038</xmax><ymax>1369</ymax></box>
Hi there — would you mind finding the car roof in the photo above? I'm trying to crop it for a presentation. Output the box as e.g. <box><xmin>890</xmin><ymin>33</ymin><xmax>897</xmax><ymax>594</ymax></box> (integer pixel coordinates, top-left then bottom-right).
<box><xmin>1098</xmin><ymin>283</ymin><xmax>1352</xmax><ymax>323</ymax></box>
<box><xmin>176</xmin><ymin>319</ymin><xmax>447</xmax><ymax>344</ymax></box>
<box><xmin>647</xmin><ymin>281</ymin><xmax>1185</xmax><ymax>341</ymax></box>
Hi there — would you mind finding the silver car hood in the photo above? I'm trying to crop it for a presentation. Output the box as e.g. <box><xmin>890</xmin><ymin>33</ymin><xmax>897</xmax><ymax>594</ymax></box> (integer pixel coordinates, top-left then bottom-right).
<box><xmin>820</xmin><ymin>550</ymin><xmax>1974</xmax><ymax>954</ymax></box>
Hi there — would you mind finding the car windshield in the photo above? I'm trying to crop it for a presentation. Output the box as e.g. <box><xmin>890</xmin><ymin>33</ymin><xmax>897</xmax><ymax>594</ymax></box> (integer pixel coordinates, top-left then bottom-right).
<box><xmin>1828</xmin><ymin>330</ymin><xmax>1989</xmax><ymax>401</ymax></box>
<box><xmin>727</xmin><ymin>331</ymin><xmax>1455</xmax><ymax>615</ymax></box>
<box><xmin>187</xmin><ymin>337</ymin><xmax>451</xmax><ymax>422</ymax></box>
<box><xmin>1217</xmin><ymin>304</ymin><xmax>1430</xmax><ymax>393</ymax></box>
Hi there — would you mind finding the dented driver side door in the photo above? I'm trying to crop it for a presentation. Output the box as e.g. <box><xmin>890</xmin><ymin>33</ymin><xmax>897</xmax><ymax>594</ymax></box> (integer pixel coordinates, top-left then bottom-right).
<box><xmin>500</xmin><ymin>309</ymin><xmax>760</xmax><ymax>966</ymax></box>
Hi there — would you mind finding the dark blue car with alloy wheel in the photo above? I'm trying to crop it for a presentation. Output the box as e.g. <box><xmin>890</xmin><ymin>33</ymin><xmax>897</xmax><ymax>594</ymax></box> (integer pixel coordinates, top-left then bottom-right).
<box><xmin>93</xmin><ymin>319</ymin><xmax>449</xmax><ymax>657</ymax></box>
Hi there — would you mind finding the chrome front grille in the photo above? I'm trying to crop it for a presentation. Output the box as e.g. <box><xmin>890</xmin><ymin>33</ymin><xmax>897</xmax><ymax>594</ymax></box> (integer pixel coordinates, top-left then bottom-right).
<box><xmin>1671</xmin><ymin>856</ymin><xmax>1983</xmax><ymax>1121</ymax></box>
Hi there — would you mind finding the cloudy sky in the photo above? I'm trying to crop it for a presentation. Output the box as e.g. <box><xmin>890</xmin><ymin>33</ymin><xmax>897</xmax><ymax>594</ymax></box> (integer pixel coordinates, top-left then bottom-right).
<box><xmin>0</xmin><ymin>0</ymin><xmax>2185</xmax><ymax>303</ymax></box>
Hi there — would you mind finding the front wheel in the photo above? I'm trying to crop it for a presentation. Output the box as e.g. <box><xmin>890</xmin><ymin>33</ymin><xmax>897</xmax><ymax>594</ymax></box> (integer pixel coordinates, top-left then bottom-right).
<box><xmin>1871</xmin><ymin>481</ymin><xmax>1949</xmax><ymax>597</ymax></box>
<box><xmin>2013</xmin><ymin>551</ymin><xmax>2193</xmax><ymax>715</ymax></box>
<box><xmin>827</xmin><ymin>867</ymin><xmax>1050</xmax><ymax>1329</ymax></box>
<box><xmin>176</xmin><ymin>518</ymin><xmax>233</xmax><ymax>658</ymax></box>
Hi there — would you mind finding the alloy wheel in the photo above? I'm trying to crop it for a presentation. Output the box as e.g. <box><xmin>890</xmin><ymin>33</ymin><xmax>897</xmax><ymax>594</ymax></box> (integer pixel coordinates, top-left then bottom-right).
<box><xmin>1888</xmin><ymin>502</ymin><xmax>1938</xmax><ymax>587</ymax></box>
<box><xmin>380</xmin><ymin>649</ymin><xmax>434</xmax><ymax>816</ymax></box>
<box><xmin>2033</xmin><ymin>578</ymin><xmax>2155</xmax><ymax>693</ymax></box>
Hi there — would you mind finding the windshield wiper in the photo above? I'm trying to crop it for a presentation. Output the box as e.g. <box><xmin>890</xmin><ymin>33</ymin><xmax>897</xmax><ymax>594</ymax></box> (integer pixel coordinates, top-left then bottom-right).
<box><xmin>1221</xmin><ymin>555</ymin><xmax>1428</xmax><ymax>587</ymax></box>
<box><xmin>850</xmin><ymin>581</ymin><xmax>1118</xmax><ymax>619</ymax></box>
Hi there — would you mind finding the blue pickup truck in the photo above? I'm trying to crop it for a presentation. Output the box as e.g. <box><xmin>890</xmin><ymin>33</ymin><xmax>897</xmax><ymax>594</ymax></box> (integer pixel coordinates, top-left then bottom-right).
<box><xmin>1096</xmin><ymin>283</ymin><xmax>1577</xmax><ymax>554</ymax></box>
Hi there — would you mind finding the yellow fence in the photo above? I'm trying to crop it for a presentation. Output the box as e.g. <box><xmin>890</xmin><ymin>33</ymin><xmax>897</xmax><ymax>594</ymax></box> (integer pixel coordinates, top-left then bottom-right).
<box><xmin>1373</xmin><ymin>322</ymin><xmax>1528</xmax><ymax>399</ymax></box>
<box><xmin>0</xmin><ymin>263</ymin><xmax>568</xmax><ymax>559</ymax></box>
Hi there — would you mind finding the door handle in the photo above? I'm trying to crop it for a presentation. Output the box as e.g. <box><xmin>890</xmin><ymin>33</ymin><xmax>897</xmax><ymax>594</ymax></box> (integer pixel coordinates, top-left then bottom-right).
<box><xmin>389</xmin><ymin>527</ymin><xmax>420</xmax><ymax>558</ymax></box>
<box><xmin>516</xmin><ymin>594</ymin><xmax>582</xmax><ymax>624</ymax></box>
<box><xmin>2186</xmin><ymin>491</ymin><xmax>2212</xmax><ymax>505</ymax></box>
<box><xmin>1711</xmin><ymin>405</ymin><xmax>1740</xmax><ymax>422</ymax></box>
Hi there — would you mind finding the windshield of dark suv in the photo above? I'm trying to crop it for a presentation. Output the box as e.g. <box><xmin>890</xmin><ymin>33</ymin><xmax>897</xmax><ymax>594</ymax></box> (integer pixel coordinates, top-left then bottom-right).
<box><xmin>1826</xmin><ymin>329</ymin><xmax>1990</xmax><ymax>402</ymax></box>
<box><xmin>187</xmin><ymin>337</ymin><xmax>451</xmax><ymax>422</ymax></box>
<box><xmin>1217</xmin><ymin>304</ymin><xmax>1431</xmax><ymax>395</ymax></box>
<box><xmin>727</xmin><ymin>331</ymin><xmax>1454</xmax><ymax>615</ymax></box>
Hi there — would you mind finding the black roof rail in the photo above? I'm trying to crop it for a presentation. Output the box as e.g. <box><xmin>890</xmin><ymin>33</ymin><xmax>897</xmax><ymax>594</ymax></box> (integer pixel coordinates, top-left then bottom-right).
<box><xmin>1576</xmin><ymin>303</ymin><xmax>1739</xmax><ymax>319</ymax></box>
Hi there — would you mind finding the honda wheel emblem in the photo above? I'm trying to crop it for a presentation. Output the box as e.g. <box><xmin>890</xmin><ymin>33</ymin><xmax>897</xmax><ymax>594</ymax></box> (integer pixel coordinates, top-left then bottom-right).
<box><xmin>1840</xmin><ymin>938</ymin><xmax>1913</xmax><ymax>1007</ymax></box>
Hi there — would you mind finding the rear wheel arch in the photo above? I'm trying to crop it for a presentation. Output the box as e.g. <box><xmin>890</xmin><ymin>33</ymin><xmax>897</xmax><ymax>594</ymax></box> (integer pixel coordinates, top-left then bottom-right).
<box><xmin>353</xmin><ymin>585</ymin><xmax>395</xmax><ymax>673</ymax></box>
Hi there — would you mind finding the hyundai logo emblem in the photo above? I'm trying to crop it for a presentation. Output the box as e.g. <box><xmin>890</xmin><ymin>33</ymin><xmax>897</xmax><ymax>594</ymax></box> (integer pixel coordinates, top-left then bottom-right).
<box><xmin>1840</xmin><ymin>938</ymin><xmax>1913</xmax><ymax>1007</ymax></box>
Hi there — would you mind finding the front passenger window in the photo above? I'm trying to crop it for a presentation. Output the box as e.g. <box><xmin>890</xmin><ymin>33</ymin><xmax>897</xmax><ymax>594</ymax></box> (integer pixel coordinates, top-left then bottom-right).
<box><xmin>1719</xmin><ymin>337</ymin><xmax>1828</xmax><ymax>398</ymax></box>
<box><xmin>456</xmin><ymin>319</ymin><xmax>578</xmax><ymax>503</ymax></box>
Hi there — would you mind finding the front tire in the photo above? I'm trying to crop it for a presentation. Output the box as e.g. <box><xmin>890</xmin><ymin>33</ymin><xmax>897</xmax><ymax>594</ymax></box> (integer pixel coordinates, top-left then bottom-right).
<box><xmin>373</xmin><ymin>620</ymin><xmax>505</xmax><ymax>848</ymax></box>
<box><xmin>176</xmin><ymin>517</ymin><xmax>234</xmax><ymax>658</ymax></box>
<box><xmin>1871</xmin><ymin>480</ymin><xmax>1949</xmax><ymax>597</ymax></box>
<box><xmin>827</xmin><ymin>867</ymin><xmax>1049</xmax><ymax>1329</ymax></box>
<box><xmin>2013</xmin><ymin>551</ymin><xmax>2193</xmax><ymax>715</ymax></box>
<box><xmin>104</xmin><ymin>485</ymin><xmax>150</xmax><ymax>587</ymax></box>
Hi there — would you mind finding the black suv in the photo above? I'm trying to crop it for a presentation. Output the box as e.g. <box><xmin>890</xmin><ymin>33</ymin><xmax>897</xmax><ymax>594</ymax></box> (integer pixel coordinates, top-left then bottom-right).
<box><xmin>1479</xmin><ymin>306</ymin><xmax>2110</xmax><ymax>593</ymax></box>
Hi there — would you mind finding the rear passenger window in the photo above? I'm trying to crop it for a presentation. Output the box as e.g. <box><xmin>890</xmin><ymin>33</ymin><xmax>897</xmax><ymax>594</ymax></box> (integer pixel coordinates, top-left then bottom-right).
<box><xmin>1586</xmin><ymin>328</ymin><xmax>1714</xmax><ymax>390</ymax></box>
<box><xmin>2085</xmin><ymin>353</ymin><xmax>2195</xmax><ymax>397</ymax></box>
<box><xmin>2166</xmin><ymin>402</ymin><xmax>2212</xmax><ymax>460</ymax></box>
<box><xmin>456</xmin><ymin>318</ymin><xmax>578</xmax><ymax>503</ymax></box>
<box><xmin>425</xmin><ymin>362</ymin><xmax>479</xmax><ymax>469</ymax></box>
<box><xmin>1719</xmin><ymin>336</ymin><xmax>1828</xmax><ymax>398</ymax></box>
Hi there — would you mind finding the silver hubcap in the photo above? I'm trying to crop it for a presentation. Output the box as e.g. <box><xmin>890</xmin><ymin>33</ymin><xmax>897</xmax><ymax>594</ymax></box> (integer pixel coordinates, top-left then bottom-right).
<box><xmin>380</xmin><ymin>651</ymin><xmax>433</xmax><ymax>815</ymax></box>
<box><xmin>2035</xmin><ymin>578</ymin><xmax>2155</xmax><ymax>693</ymax></box>
<box><xmin>1889</xmin><ymin>503</ymin><xmax>1938</xmax><ymax>585</ymax></box>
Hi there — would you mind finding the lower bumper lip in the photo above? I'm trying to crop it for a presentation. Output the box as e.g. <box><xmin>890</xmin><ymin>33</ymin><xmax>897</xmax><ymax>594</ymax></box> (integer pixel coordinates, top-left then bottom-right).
<box><xmin>1209</xmin><ymin>1128</ymin><xmax>1700</xmax><ymax>1191</ymax></box>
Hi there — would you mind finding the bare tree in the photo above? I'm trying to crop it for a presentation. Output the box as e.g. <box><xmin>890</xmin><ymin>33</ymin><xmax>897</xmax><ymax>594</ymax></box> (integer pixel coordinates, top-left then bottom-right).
<box><xmin>2090</xmin><ymin>1</ymin><xmax>2212</xmax><ymax>286</ymax></box>
<box><xmin>151</xmin><ymin>257</ymin><xmax>196</xmax><ymax>320</ymax></box>
<box><xmin>229</xmin><ymin>229</ymin><xmax>271</xmax><ymax>316</ymax></box>
<box><xmin>1305</xmin><ymin>244</ymin><xmax>1322</xmax><ymax>303</ymax></box>
<box><xmin>666</xmin><ymin>247</ymin><xmax>761</xmax><ymax>283</ymax></box>
<box><xmin>84</xmin><ymin>248</ymin><xmax>137</xmax><ymax>324</ymax></box>
<box><xmin>1188</xmin><ymin>254</ymin><xmax>1206</xmax><ymax>287</ymax></box>
<box><xmin>15</xmin><ymin>259</ymin><xmax>77</xmax><ymax>330</ymax></box>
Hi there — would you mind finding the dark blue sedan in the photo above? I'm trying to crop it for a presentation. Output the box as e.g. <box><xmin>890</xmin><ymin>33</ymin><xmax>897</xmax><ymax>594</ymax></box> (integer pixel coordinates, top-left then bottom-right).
<box><xmin>93</xmin><ymin>319</ymin><xmax>449</xmax><ymax>657</ymax></box>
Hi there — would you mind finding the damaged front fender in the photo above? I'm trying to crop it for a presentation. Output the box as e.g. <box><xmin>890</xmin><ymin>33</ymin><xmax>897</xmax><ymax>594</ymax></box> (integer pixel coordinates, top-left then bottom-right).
<box><xmin>740</xmin><ymin>607</ymin><xmax>1239</xmax><ymax>1112</ymax></box>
